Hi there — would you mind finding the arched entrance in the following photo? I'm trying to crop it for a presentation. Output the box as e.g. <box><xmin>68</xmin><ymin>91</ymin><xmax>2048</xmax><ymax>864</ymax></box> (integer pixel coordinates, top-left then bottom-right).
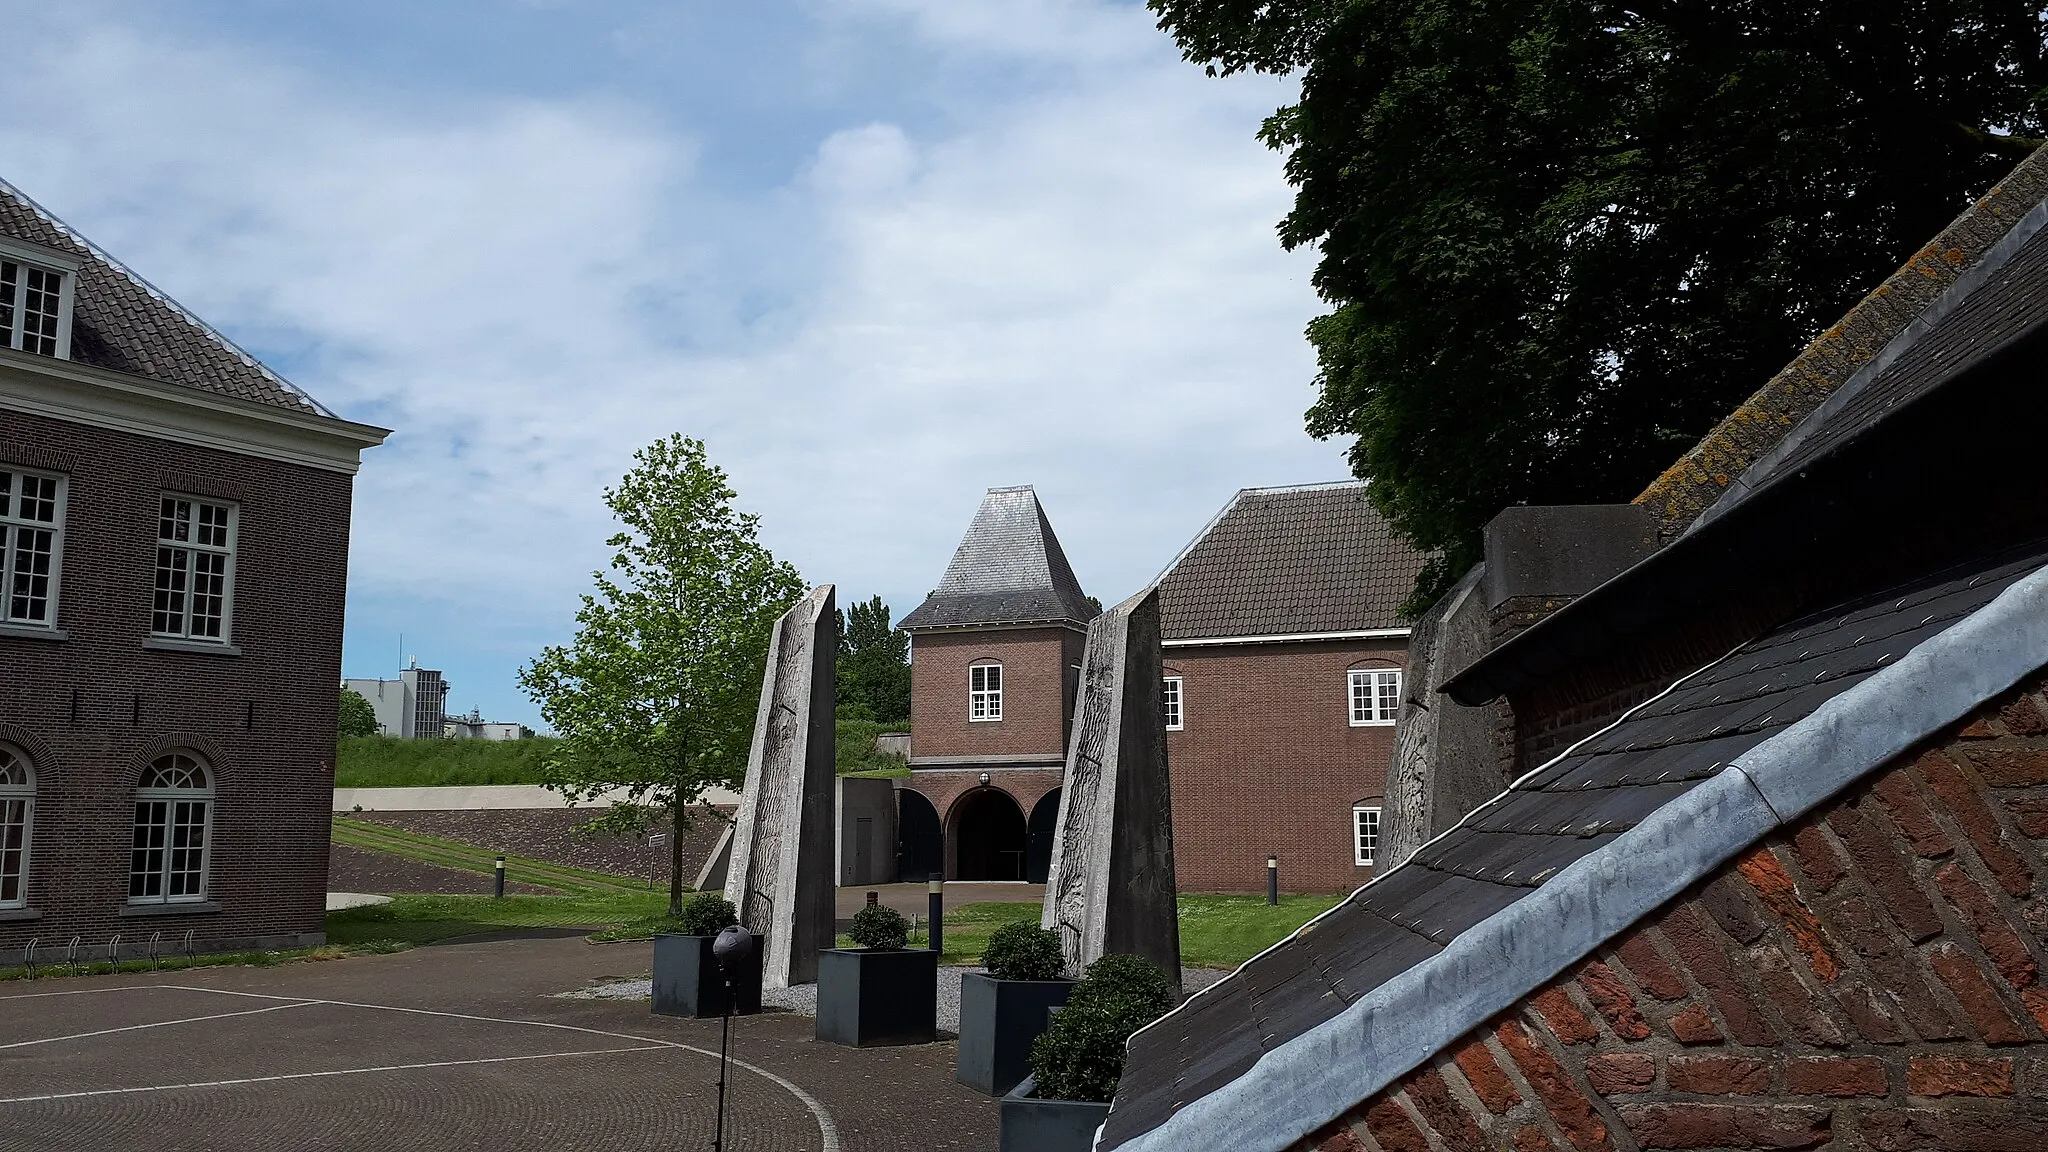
<box><xmin>1026</xmin><ymin>788</ymin><xmax>1061</xmax><ymax>883</ymax></box>
<box><xmin>949</xmin><ymin>788</ymin><xmax>1027</xmax><ymax>881</ymax></box>
<box><xmin>897</xmin><ymin>790</ymin><xmax>943</xmax><ymax>882</ymax></box>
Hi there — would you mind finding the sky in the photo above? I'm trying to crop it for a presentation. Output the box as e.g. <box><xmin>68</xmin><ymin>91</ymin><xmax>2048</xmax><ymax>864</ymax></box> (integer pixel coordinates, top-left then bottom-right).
<box><xmin>0</xmin><ymin>0</ymin><xmax>1345</xmax><ymax>728</ymax></box>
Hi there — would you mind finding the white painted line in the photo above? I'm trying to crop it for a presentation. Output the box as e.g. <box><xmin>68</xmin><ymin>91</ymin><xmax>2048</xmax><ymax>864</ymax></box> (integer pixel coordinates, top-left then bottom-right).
<box><xmin>0</xmin><ymin>985</ymin><xmax>172</xmax><ymax>1002</ymax></box>
<box><xmin>0</xmin><ymin>1045</ymin><xmax>672</xmax><ymax>1104</ymax></box>
<box><xmin>149</xmin><ymin>985</ymin><xmax>843</xmax><ymax>1152</ymax></box>
<box><xmin>0</xmin><ymin>1000</ymin><xmax>317</xmax><ymax>1050</ymax></box>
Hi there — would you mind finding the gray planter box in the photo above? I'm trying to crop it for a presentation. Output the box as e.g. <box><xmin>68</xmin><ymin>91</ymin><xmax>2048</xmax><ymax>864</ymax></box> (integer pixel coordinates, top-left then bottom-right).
<box><xmin>957</xmin><ymin>972</ymin><xmax>1075</xmax><ymax>1095</ymax></box>
<box><xmin>651</xmin><ymin>933</ymin><xmax>763</xmax><ymax>1019</ymax></box>
<box><xmin>815</xmin><ymin>947</ymin><xmax>937</xmax><ymax>1046</ymax></box>
<box><xmin>1000</xmin><ymin>1075</ymin><xmax>1112</xmax><ymax>1152</ymax></box>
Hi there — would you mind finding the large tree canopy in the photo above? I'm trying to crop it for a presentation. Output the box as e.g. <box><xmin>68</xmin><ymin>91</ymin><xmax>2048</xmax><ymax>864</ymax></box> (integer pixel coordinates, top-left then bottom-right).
<box><xmin>520</xmin><ymin>434</ymin><xmax>805</xmax><ymax>914</ymax></box>
<box><xmin>837</xmin><ymin>595</ymin><xmax>911</xmax><ymax>725</ymax></box>
<box><xmin>1151</xmin><ymin>0</ymin><xmax>2048</xmax><ymax>610</ymax></box>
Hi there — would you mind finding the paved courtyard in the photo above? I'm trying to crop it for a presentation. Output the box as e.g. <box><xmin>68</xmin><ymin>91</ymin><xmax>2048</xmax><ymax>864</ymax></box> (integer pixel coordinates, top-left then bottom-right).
<box><xmin>0</xmin><ymin>934</ymin><xmax>999</xmax><ymax>1151</ymax></box>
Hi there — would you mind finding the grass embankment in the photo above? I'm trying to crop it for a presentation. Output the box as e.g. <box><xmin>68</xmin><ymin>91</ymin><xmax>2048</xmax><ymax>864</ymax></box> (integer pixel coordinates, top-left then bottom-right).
<box><xmin>335</xmin><ymin>736</ymin><xmax>559</xmax><ymax>788</ymax></box>
<box><xmin>330</xmin><ymin>817</ymin><xmax>646</xmax><ymax>892</ymax></box>
<box><xmin>836</xmin><ymin>717</ymin><xmax>910</xmax><ymax>777</ymax></box>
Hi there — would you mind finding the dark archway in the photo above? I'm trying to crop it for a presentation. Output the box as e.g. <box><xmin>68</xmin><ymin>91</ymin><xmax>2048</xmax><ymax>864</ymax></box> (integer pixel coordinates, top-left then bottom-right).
<box><xmin>898</xmin><ymin>790</ymin><xmax>943</xmax><ymax>883</ymax></box>
<box><xmin>1026</xmin><ymin>788</ymin><xmax>1061</xmax><ymax>883</ymax></box>
<box><xmin>950</xmin><ymin>788</ymin><xmax>1027</xmax><ymax>881</ymax></box>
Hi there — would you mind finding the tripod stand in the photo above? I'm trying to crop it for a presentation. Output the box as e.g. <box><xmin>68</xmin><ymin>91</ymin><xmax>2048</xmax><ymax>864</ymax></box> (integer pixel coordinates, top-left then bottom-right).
<box><xmin>710</xmin><ymin>925</ymin><xmax>754</xmax><ymax>1151</ymax></box>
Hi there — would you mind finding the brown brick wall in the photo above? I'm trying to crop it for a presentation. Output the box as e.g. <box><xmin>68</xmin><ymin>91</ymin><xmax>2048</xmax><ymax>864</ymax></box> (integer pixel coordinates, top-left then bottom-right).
<box><xmin>0</xmin><ymin>408</ymin><xmax>353</xmax><ymax>960</ymax></box>
<box><xmin>909</xmin><ymin>627</ymin><xmax>1081</xmax><ymax>761</ymax></box>
<box><xmin>1301</xmin><ymin>674</ymin><xmax>2048</xmax><ymax>1151</ymax></box>
<box><xmin>1166</xmin><ymin>639</ymin><xmax>1406</xmax><ymax>893</ymax></box>
<box><xmin>904</xmin><ymin>768</ymin><xmax>1065</xmax><ymax>840</ymax></box>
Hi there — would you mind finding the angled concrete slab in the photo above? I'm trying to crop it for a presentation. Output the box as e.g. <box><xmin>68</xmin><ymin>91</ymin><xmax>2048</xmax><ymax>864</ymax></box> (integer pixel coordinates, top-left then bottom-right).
<box><xmin>725</xmin><ymin>584</ymin><xmax>838</xmax><ymax>989</ymax></box>
<box><xmin>1041</xmin><ymin>587</ymin><xmax>1180</xmax><ymax>987</ymax></box>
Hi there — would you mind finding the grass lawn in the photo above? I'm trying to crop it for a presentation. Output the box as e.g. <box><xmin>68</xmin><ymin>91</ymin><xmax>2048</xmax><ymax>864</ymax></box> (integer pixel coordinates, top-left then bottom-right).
<box><xmin>334</xmin><ymin>736</ymin><xmax>559</xmax><ymax>788</ymax></box>
<box><xmin>326</xmin><ymin>890</ymin><xmax>674</xmax><ymax>947</ymax></box>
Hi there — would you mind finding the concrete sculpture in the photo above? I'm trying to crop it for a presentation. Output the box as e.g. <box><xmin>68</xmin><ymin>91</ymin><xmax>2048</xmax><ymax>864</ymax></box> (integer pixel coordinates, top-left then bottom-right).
<box><xmin>725</xmin><ymin>584</ymin><xmax>837</xmax><ymax>989</ymax></box>
<box><xmin>1041</xmin><ymin>587</ymin><xmax>1181</xmax><ymax>987</ymax></box>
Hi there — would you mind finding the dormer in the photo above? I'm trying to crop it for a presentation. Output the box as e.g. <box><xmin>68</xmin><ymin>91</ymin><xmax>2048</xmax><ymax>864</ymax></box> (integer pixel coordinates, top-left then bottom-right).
<box><xmin>0</xmin><ymin>235</ymin><xmax>77</xmax><ymax>360</ymax></box>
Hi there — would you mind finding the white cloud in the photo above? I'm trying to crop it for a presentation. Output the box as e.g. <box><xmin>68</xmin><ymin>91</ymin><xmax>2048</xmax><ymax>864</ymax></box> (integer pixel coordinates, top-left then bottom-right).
<box><xmin>0</xmin><ymin>2</ymin><xmax>1338</xmax><ymax>721</ymax></box>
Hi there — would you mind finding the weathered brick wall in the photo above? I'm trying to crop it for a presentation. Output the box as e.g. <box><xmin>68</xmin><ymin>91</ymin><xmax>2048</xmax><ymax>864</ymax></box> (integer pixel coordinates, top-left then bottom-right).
<box><xmin>908</xmin><ymin>628</ymin><xmax>1078</xmax><ymax>761</ymax></box>
<box><xmin>1301</xmin><ymin>673</ymin><xmax>2048</xmax><ymax>1151</ymax></box>
<box><xmin>1166</xmin><ymin>639</ymin><xmax>1406</xmax><ymax>893</ymax></box>
<box><xmin>0</xmin><ymin>408</ymin><xmax>352</xmax><ymax>960</ymax></box>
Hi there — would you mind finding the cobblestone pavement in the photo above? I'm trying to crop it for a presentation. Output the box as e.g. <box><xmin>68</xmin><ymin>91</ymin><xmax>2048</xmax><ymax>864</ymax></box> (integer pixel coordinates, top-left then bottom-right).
<box><xmin>0</xmin><ymin>935</ymin><xmax>999</xmax><ymax>1152</ymax></box>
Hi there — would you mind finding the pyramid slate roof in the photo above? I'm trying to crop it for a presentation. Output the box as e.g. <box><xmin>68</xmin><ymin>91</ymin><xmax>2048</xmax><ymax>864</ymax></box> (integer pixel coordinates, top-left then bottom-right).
<box><xmin>899</xmin><ymin>486</ymin><xmax>1095</xmax><ymax>631</ymax></box>
<box><xmin>1104</xmin><ymin>152</ymin><xmax>2048</xmax><ymax>1152</ymax></box>
<box><xmin>1155</xmin><ymin>482</ymin><xmax>1427</xmax><ymax>641</ymax></box>
<box><xmin>0</xmin><ymin>178</ymin><xmax>328</xmax><ymax>416</ymax></box>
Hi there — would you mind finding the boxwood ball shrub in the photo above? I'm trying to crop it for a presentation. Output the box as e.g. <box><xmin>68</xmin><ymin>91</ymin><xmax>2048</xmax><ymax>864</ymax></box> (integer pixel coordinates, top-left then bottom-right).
<box><xmin>1028</xmin><ymin>954</ymin><xmax>1175</xmax><ymax>1102</ymax></box>
<box><xmin>983</xmin><ymin>922</ymin><xmax>1065</xmax><ymax>982</ymax></box>
<box><xmin>678</xmin><ymin>892</ymin><xmax>740</xmax><ymax>937</ymax></box>
<box><xmin>848</xmin><ymin>904</ymin><xmax>910</xmax><ymax>950</ymax></box>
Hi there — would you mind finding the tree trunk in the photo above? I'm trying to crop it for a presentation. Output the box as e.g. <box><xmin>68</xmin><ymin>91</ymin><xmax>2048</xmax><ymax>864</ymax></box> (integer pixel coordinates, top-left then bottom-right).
<box><xmin>667</xmin><ymin>803</ymin><xmax>688</xmax><ymax>917</ymax></box>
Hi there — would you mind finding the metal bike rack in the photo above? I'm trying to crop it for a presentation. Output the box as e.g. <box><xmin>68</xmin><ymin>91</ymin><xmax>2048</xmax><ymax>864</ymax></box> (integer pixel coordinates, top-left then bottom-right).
<box><xmin>22</xmin><ymin>937</ymin><xmax>37</xmax><ymax>978</ymax></box>
<box><xmin>106</xmin><ymin>934</ymin><xmax>122</xmax><ymax>972</ymax></box>
<box><xmin>149</xmin><ymin>931</ymin><xmax>164</xmax><ymax>970</ymax></box>
<box><xmin>64</xmin><ymin>936</ymin><xmax>81</xmax><ymax>976</ymax></box>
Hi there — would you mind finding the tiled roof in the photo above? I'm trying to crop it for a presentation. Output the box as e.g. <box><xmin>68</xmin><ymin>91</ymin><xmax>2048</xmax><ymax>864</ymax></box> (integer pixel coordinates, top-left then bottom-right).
<box><xmin>899</xmin><ymin>486</ymin><xmax>1095</xmax><ymax>631</ymax></box>
<box><xmin>1104</xmin><ymin>541</ymin><xmax>2048</xmax><ymax>1150</ymax></box>
<box><xmin>1154</xmin><ymin>483</ymin><xmax>1427</xmax><ymax>641</ymax></box>
<box><xmin>0</xmin><ymin>178</ymin><xmax>326</xmax><ymax>415</ymax></box>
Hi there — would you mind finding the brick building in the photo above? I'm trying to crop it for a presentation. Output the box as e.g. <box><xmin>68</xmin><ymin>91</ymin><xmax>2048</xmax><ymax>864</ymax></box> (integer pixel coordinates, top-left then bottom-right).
<box><xmin>1155</xmin><ymin>483</ymin><xmax>1426</xmax><ymax>893</ymax></box>
<box><xmin>898</xmin><ymin>485</ymin><xmax>1093</xmax><ymax>882</ymax></box>
<box><xmin>1101</xmin><ymin>145</ymin><xmax>2048</xmax><ymax>1147</ymax></box>
<box><xmin>0</xmin><ymin>179</ymin><xmax>386</xmax><ymax>965</ymax></box>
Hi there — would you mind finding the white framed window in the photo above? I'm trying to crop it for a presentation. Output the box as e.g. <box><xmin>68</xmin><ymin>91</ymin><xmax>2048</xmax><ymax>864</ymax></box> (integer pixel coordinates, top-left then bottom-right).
<box><xmin>130</xmin><ymin>753</ymin><xmax>213</xmax><ymax>904</ymax></box>
<box><xmin>0</xmin><ymin>238</ymin><xmax>77</xmax><ymax>359</ymax></box>
<box><xmin>1349</xmin><ymin>669</ymin><xmax>1400</xmax><ymax>726</ymax></box>
<box><xmin>1162</xmin><ymin>675</ymin><xmax>1183</xmax><ymax>731</ymax></box>
<box><xmin>0</xmin><ymin>746</ymin><xmax>33</xmax><ymax>908</ymax></box>
<box><xmin>0</xmin><ymin>468</ymin><xmax>64</xmax><ymax>627</ymax></box>
<box><xmin>152</xmin><ymin>496</ymin><xmax>238</xmax><ymax>642</ymax></box>
<box><xmin>969</xmin><ymin>663</ymin><xmax>1003</xmax><ymax>721</ymax></box>
<box><xmin>1353</xmin><ymin>804</ymin><xmax>1382</xmax><ymax>867</ymax></box>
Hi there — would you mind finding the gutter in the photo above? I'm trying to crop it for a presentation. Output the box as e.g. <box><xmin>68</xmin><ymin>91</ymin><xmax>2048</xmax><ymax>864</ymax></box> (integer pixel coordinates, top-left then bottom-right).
<box><xmin>1162</xmin><ymin>627</ymin><xmax>1410</xmax><ymax>649</ymax></box>
<box><xmin>1107</xmin><ymin>560</ymin><xmax>2048</xmax><ymax>1152</ymax></box>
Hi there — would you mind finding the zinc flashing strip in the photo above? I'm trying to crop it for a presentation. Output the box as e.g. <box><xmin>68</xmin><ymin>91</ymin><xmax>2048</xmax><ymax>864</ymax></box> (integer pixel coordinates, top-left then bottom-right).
<box><xmin>1107</xmin><ymin>561</ymin><xmax>2048</xmax><ymax>1152</ymax></box>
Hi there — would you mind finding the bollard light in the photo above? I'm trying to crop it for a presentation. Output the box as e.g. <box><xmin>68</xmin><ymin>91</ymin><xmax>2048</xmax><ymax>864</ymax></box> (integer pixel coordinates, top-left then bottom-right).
<box><xmin>1266</xmin><ymin>855</ymin><xmax>1279</xmax><ymax>906</ymax></box>
<box><xmin>928</xmin><ymin>872</ymin><xmax>944</xmax><ymax>957</ymax></box>
<box><xmin>494</xmin><ymin>854</ymin><xmax>506</xmax><ymax>899</ymax></box>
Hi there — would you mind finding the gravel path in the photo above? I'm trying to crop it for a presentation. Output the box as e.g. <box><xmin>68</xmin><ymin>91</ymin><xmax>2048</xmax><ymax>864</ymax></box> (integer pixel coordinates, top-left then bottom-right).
<box><xmin>557</xmin><ymin>964</ymin><xmax>1233</xmax><ymax>1034</ymax></box>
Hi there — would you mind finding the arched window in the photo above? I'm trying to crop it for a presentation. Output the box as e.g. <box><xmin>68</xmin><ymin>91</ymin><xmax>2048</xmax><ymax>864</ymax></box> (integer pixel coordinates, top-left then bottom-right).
<box><xmin>131</xmin><ymin>753</ymin><xmax>212</xmax><ymax>904</ymax></box>
<box><xmin>0</xmin><ymin>746</ymin><xmax>32</xmax><ymax>908</ymax></box>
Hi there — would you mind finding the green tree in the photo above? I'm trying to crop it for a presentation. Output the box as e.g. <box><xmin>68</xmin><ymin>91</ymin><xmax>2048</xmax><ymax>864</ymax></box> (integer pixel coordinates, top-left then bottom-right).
<box><xmin>836</xmin><ymin>595</ymin><xmax>911</xmax><ymax>724</ymax></box>
<box><xmin>519</xmin><ymin>435</ymin><xmax>806</xmax><ymax>914</ymax></box>
<box><xmin>1150</xmin><ymin>0</ymin><xmax>2048</xmax><ymax>610</ymax></box>
<box><xmin>337</xmin><ymin>687</ymin><xmax>380</xmax><ymax>739</ymax></box>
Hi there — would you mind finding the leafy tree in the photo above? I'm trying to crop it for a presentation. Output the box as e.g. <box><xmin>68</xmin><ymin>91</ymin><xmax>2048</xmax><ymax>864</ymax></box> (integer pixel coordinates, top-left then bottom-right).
<box><xmin>338</xmin><ymin>688</ymin><xmax>380</xmax><ymax>739</ymax></box>
<box><xmin>520</xmin><ymin>435</ymin><xmax>806</xmax><ymax>915</ymax></box>
<box><xmin>1150</xmin><ymin>0</ymin><xmax>2048</xmax><ymax>610</ymax></box>
<box><xmin>836</xmin><ymin>595</ymin><xmax>911</xmax><ymax>724</ymax></box>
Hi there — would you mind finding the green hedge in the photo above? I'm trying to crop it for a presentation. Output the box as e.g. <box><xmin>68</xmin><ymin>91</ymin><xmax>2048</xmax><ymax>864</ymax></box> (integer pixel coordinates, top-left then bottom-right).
<box><xmin>334</xmin><ymin>736</ymin><xmax>560</xmax><ymax>788</ymax></box>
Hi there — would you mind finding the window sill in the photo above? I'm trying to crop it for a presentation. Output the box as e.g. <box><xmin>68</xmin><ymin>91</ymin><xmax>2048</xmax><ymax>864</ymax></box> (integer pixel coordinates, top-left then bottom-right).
<box><xmin>142</xmin><ymin>637</ymin><xmax>241</xmax><ymax>657</ymax></box>
<box><xmin>0</xmin><ymin>907</ymin><xmax>42</xmax><ymax>921</ymax></box>
<box><xmin>0</xmin><ymin>622</ymin><xmax>66</xmax><ymax>642</ymax></box>
<box><xmin>120</xmin><ymin>900</ymin><xmax>221</xmax><ymax>917</ymax></box>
